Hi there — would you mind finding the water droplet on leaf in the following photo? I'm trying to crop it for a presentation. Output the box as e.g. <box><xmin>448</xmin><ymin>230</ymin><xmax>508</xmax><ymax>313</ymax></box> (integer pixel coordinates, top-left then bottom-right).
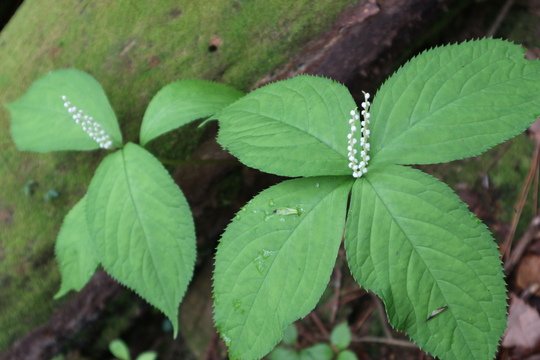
<box><xmin>232</xmin><ymin>298</ymin><xmax>242</xmax><ymax>311</ymax></box>
<box><xmin>252</xmin><ymin>249</ymin><xmax>275</xmax><ymax>274</ymax></box>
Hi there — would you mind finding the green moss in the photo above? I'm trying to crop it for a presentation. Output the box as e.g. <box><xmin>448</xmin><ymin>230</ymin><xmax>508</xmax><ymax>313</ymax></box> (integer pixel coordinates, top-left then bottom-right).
<box><xmin>0</xmin><ymin>0</ymin><xmax>357</xmax><ymax>351</ymax></box>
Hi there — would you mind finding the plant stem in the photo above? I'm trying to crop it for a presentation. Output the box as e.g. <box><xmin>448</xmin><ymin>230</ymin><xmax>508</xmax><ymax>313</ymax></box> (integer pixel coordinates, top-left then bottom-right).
<box><xmin>352</xmin><ymin>336</ymin><xmax>419</xmax><ymax>349</ymax></box>
<box><xmin>157</xmin><ymin>157</ymin><xmax>238</xmax><ymax>166</ymax></box>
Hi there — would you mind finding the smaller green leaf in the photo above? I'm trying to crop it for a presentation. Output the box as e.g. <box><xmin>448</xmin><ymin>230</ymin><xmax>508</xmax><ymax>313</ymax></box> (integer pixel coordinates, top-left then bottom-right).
<box><xmin>336</xmin><ymin>350</ymin><xmax>358</xmax><ymax>360</ymax></box>
<box><xmin>270</xmin><ymin>347</ymin><xmax>300</xmax><ymax>360</ymax></box>
<box><xmin>140</xmin><ymin>79</ymin><xmax>244</xmax><ymax>146</ymax></box>
<box><xmin>109</xmin><ymin>339</ymin><xmax>131</xmax><ymax>360</ymax></box>
<box><xmin>299</xmin><ymin>343</ymin><xmax>334</xmax><ymax>360</ymax></box>
<box><xmin>54</xmin><ymin>195</ymin><xmax>98</xmax><ymax>299</ymax></box>
<box><xmin>330</xmin><ymin>322</ymin><xmax>351</xmax><ymax>350</ymax></box>
<box><xmin>135</xmin><ymin>352</ymin><xmax>157</xmax><ymax>360</ymax></box>
<box><xmin>86</xmin><ymin>143</ymin><xmax>196</xmax><ymax>336</ymax></box>
<box><xmin>216</xmin><ymin>75</ymin><xmax>357</xmax><ymax>177</ymax></box>
<box><xmin>283</xmin><ymin>324</ymin><xmax>299</xmax><ymax>346</ymax></box>
<box><xmin>7</xmin><ymin>69</ymin><xmax>122</xmax><ymax>152</ymax></box>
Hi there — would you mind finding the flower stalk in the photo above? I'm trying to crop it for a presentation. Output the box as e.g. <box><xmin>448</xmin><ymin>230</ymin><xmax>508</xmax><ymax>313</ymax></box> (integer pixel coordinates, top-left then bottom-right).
<box><xmin>347</xmin><ymin>91</ymin><xmax>371</xmax><ymax>178</ymax></box>
<box><xmin>61</xmin><ymin>95</ymin><xmax>113</xmax><ymax>149</ymax></box>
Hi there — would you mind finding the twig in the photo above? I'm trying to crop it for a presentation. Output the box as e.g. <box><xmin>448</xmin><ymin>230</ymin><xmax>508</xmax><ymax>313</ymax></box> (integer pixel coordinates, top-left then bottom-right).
<box><xmin>502</xmin><ymin>142</ymin><xmax>540</xmax><ymax>262</ymax></box>
<box><xmin>339</xmin><ymin>287</ymin><xmax>366</xmax><ymax>307</ymax></box>
<box><xmin>352</xmin><ymin>336</ymin><xmax>419</xmax><ymax>349</ymax></box>
<box><xmin>296</xmin><ymin>320</ymin><xmax>319</xmax><ymax>346</ymax></box>
<box><xmin>330</xmin><ymin>247</ymin><xmax>345</xmax><ymax>324</ymax></box>
<box><xmin>372</xmin><ymin>294</ymin><xmax>393</xmax><ymax>339</ymax></box>
<box><xmin>351</xmin><ymin>302</ymin><xmax>375</xmax><ymax>332</ymax></box>
<box><xmin>504</xmin><ymin>215</ymin><xmax>540</xmax><ymax>274</ymax></box>
<box><xmin>157</xmin><ymin>157</ymin><xmax>238</xmax><ymax>166</ymax></box>
<box><xmin>309</xmin><ymin>312</ymin><xmax>330</xmax><ymax>339</ymax></box>
<box><xmin>486</xmin><ymin>0</ymin><xmax>515</xmax><ymax>37</ymax></box>
<box><xmin>534</xmin><ymin>162</ymin><xmax>539</xmax><ymax>216</ymax></box>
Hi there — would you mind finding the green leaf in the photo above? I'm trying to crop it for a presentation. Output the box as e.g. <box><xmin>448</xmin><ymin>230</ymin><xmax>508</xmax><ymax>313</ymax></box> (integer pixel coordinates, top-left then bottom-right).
<box><xmin>270</xmin><ymin>347</ymin><xmax>301</xmax><ymax>360</ymax></box>
<box><xmin>109</xmin><ymin>339</ymin><xmax>131</xmax><ymax>360</ymax></box>
<box><xmin>344</xmin><ymin>165</ymin><xmax>507</xmax><ymax>360</ymax></box>
<box><xmin>7</xmin><ymin>69</ymin><xmax>122</xmax><ymax>152</ymax></box>
<box><xmin>213</xmin><ymin>177</ymin><xmax>353</xmax><ymax>360</ymax></box>
<box><xmin>283</xmin><ymin>324</ymin><xmax>299</xmax><ymax>346</ymax></box>
<box><xmin>54</xmin><ymin>195</ymin><xmax>98</xmax><ymax>298</ymax></box>
<box><xmin>299</xmin><ymin>343</ymin><xmax>334</xmax><ymax>360</ymax></box>
<box><xmin>369</xmin><ymin>38</ymin><xmax>540</xmax><ymax>165</ymax></box>
<box><xmin>85</xmin><ymin>143</ymin><xmax>196</xmax><ymax>336</ymax></box>
<box><xmin>330</xmin><ymin>322</ymin><xmax>351</xmax><ymax>350</ymax></box>
<box><xmin>135</xmin><ymin>352</ymin><xmax>157</xmax><ymax>360</ymax></box>
<box><xmin>216</xmin><ymin>75</ymin><xmax>357</xmax><ymax>177</ymax></box>
<box><xmin>336</xmin><ymin>350</ymin><xmax>358</xmax><ymax>360</ymax></box>
<box><xmin>140</xmin><ymin>79</ymin><xmax>244</xmax><ymax>146</ymax></box>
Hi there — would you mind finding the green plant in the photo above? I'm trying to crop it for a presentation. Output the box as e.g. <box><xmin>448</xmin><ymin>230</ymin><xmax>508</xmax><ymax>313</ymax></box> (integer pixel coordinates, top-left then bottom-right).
<box><xmin>269</xmin><ymin>323</ymin><xmax>358</xmax><ymax>360</ymax></box>
<box><xmin>207</xmin><ymin>38</ymin><xmax>540</xmax><ymax>360</ymax></box>
<box><xmin>6</xmin><ymin>69</ymin><xmax>243</xmax><ymax>336</ymax></box>
<box><xmin>109</xmin><ymin>338</ymin><xmax>157</xmax><ymax>360</ymax></box>
<box><xmin>7</xmin><ymin>38</ymin><xmax>540</xmax><ymax>360</ymax></box>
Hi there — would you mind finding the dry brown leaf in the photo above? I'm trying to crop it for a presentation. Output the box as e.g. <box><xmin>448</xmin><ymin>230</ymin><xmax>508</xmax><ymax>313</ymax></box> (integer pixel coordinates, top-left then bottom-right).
<box><xmin>516</xmin><ymin>254</ymin><xmax>540</xmax><ymax>296</ymax></box>
<box><xmin>502</xmin><ymin>294</ymin><xmax>540</xmax><ymax>350</ymax></box>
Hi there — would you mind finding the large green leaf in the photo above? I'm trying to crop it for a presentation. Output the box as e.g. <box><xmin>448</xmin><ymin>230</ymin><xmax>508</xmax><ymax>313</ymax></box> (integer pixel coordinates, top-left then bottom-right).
<box><xmin>85</xmin><ymin>143</ymin><xmax>196</xmax><ymax>335</ymax></box>
<box><xmin>344</xmin><ymin>165</ymin><xmax>507</xmax><ymax>360</ymax></box>
<box><xmin>369</xmin><ymin>38</ymin><xmax>540</xmax><ymax>165</ymax></box>
<box><xmin>7</xmin><ymin>69</ymin><xmax>122</xmax><ymax>152</ymax></box>
<box><xmin>216</xmin><ymin>75</ymin><xmax>357</xmax><ymax>177</ymax></box>
<box><xmin>54</xmin><ymin>195</ymin><xmax>98</xmax><ymax>299</ymax></box>
<box><xmin>140</xmin><ymin>80</ymin><xmax>244</xmax><ymax>146</ymax></box>
<box><xmin>213</xmin><ymin>177</ymin><xmax>353</xmax><ymax>359</ymax></box>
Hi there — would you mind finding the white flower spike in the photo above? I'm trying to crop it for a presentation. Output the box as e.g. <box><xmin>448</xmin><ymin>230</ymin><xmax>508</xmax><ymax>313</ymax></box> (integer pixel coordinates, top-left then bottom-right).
<box><xmin>347</xmin><ymin>91</ymin><xmax>371</xmax><ymax>178</ymax></box>
<box><xmin>61</xmin><ymin>95</ymin><xmax>113</xmax><ymax>149</ymax></box>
